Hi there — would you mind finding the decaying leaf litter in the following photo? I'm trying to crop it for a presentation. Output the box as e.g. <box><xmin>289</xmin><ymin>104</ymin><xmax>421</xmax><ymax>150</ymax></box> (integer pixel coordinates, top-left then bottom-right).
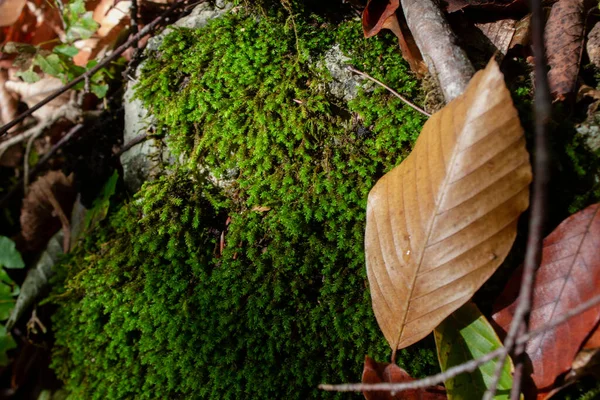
<box><xmin>1</xmin><ymin>0</ymin><xmax>600</xmax><ymax>398</ymax></box>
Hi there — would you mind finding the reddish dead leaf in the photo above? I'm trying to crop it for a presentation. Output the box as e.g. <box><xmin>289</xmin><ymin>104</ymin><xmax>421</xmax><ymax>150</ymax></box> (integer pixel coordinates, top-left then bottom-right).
<box><xmin>362</xmin><ymin>356</ymin><xmax>447</xmax><ymax>400</ymax></box>
<box><xmin>443</xmin><ymin>0</ymin><xmax>527</xmax><ymax>13</ymax></box>
<box><xmin>362</xmin><ymin>0</ymin><xmax>427</xmax><ymax>77</ymax></box>
<box><xmin>20</xmin><ymin>171</ymin><xmax>76</xmax><ymax>252</ymax></box>
<box><xmin>492</xmin><ymin>203</ymin><xmax>600</xmax><ymax>395</ymax></box>
<box><xmin>545</xmin><ymin>0</ymin><xmax>584</xmax><ymax>101</ymax></box>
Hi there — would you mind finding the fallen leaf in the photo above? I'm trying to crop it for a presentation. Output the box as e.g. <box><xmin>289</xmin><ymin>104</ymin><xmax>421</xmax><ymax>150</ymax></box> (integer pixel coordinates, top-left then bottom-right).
<box><xmin>492</xmin><ymin>203</ymin><xmax>600</xmax><ymax>394</ymax></box>
<box><xmin>581</xmin><ymin>321</ymin><xmax>600</xmax><ymax>350</ymax></box>
<box><xmin>0</xmin><ymin>0</ymin><xmax>26</xmax><ymax>27</ymax></box>
<box><xmin>20</xmin><ymin>170</ymin><xmax>75</xmax><ymax>252</ymax></box>
<box><xmin>434</xmin><ymin>302</ymin><xmax>514</xmax><ymax>400</ymax></box>
<box><xmin>6</xmin><ymin>230</ymin><xmax>63</xmax><ymax>330</ymax></box>
<box><xmin>362</xmin><ymin>0</ymin><xmax>427</xmax><ymax>76</ymax></box>
<box><xmin>251</xmin><ymin>205</ymin><xmax>271</xmax><ymax>212</ymax></box>
<box><xmin>586</xmin><ymin>21</ymin><xmax>600</xmax><ymax>70</ymax></box>
<box><xmin>443</xmin><ymin>0</ymin><xmax>527</xmax><ymax>13</ymax></box>
<box><xmin>475</xmin><ymin>19</ymin><xmax>516</xmax><ymax>57</ymax></box>
<box><xmin>508</xmin><ymin>14</ymin><xmax>531</xmax><ymax>50</ymax></box>
<box><xmin>362</xmin><ymin>355</ymin><xmax>446</xmax><ymax>400</ymax></box>
<box><xmin>5</xmin><ymin>76</ymin><xmax>75</xmax><ymax>122</ymax></box>
<box><xmin>365</xmin><ymin>59</ymin><xmax>531</xmax><ymax>352</ymax></box>
<box><xmin>0</xmin><ymin>68</ymin><xmax>18</xmax><ymax>126</ymax></box>
<box><xmin>544</xmin><ymin>0</ymin><xmax>584</xmax><ymax>101</ymax></box>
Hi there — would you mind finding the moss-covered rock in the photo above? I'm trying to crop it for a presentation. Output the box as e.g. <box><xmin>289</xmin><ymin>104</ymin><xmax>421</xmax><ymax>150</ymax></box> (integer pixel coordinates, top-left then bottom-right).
<box><xmin>50</xmin><ymin>6</ymin><xmax>438</xmax><ymax>399</ymax></box>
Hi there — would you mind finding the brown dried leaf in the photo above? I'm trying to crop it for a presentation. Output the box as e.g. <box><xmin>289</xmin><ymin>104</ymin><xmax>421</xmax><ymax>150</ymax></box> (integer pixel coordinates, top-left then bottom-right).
<box><xmin>5</xmin><ymin>77</ymin><xmax>73</xmax><ymax>121</ymax></box>
<box><xmin>0</xmin><ymin>0</ymin><xmax>26</xmax><ymax>27</ymax></box>
<box><xmin>362</xmin><ymin>0</ymin><xmax>427</xmax><ymax>77</ymax></box>
<box><xmin>492</xmin><ymin>203</ymin><xmax>600</xmax><ymax>394</ymax></box>
<box><xmin>365</xmin><ymin>59</ymin><xmax>531</xmax><ymax>352</ymax></box>
<box><xmin>545</xmin><ymin>0</ymin><xmax>584</xmax><ymax>101</ymax></box>
<box><xmin>475</xmin><ymin>19</ymin><xmax>516</xmax><ymax>56</ymax></box>
<box><xmin>20</xmin><ymin>171</ymin><xmax>76</xmax><ymax>252</ymax></box>
<box><xmin>362</xmin><ymin>356</ymin><xmax>447</xmax><ymax>400</ymax></box>
<box><xmin>509</xmin><ymin>14</ymin><xmax>532</xmax><ymax>50</ymax></box>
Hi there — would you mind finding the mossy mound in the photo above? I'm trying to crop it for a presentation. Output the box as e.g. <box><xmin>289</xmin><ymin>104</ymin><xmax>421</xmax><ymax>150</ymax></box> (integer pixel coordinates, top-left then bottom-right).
<box><xmin>50</xmin><ymin>7</ymin><xmax>437</xmax><ymax>399</ymax></box>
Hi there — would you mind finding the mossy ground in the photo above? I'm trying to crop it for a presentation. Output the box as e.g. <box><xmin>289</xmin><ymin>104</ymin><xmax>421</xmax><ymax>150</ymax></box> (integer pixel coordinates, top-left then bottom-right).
<box><xmin>50</xmin><ymin>5</ymin><xmax>438</xmax><ymax>399</ymax></box>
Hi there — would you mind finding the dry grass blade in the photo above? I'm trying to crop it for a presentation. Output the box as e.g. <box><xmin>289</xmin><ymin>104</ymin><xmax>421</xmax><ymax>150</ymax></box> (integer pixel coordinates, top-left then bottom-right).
<box><xmin>365</xmin><ymin>59</ymin><xmax>532</xmax><ymax>354</ymax></box>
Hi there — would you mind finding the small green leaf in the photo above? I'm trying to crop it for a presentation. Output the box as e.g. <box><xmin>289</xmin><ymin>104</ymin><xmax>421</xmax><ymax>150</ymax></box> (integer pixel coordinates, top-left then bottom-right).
<box><xmin>0</xmin><ymin>237</ymin><xmax>25</xmax><ymax>269</ymax></box>
<box><xmin>54</xmin><ymin>44</ymin><xmax>79</xmax><ymax>57</ymax></box>
<box><xmin>15</xmin><ymin>69</ymin><xmax>40</xmax><ymax>83</ymax></box>
<box><xmin>2</xmin><ymin>42</ymin><xmax>36</xmax><ymax>54</ymax></box>
<box><xmin>84</xmin><ymin>170</ymin><xmax>119</xmax><ymax>230</ymax></box>
<box><xmin>35</xmin><ymin>53</ymin><xmax>64</xmax><ymax>76</ymax></box>
<box><xmin>434</xmin><ymin>302</ymin><xmax>514</xmax><ymax>400</ymax></box>
<box><xmin>0</xmin><ymin>325</ymin><xmax>16</xmax><ymax>367</ymax></box>
<box><xmin>0</xmin><ymin>269</ymin><xmax>17</xmax><ymax>321</ymax></box>
<box><xmin>91</xmin><ymin>83</ymin><xmax>108</xmax><ymax>98</ymax></box>
<box><xmin>86</xmin><ymin>60</ymin><xmax>98</xmax><ymax>69</ymax></box>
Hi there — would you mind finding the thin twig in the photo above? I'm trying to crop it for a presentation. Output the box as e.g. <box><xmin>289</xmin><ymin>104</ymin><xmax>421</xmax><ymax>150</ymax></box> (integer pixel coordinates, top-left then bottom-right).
<box><xmin>0</xmin><ymin>124</ymin><xmax>84</xmax><ymax>208</ymax></box>
<box><xmin>130</xmin><ymin>0</ymin><xmax>140</xmax><ymax>42</ymax></box>
<box><xmin>0</xmin><ymin>0</ymin><xmax>192</xmax><ymax>136</ymax></box>
<box><xmin>347</xmin><ymin>66</ymin><xmax>431</xmax><ymax>117</ymax></box>
<box><xmin>483</xmin><ymin>0</ymin><xmax>552</xmax><ymax>398</ymax></box>
<box><xmin>117</xmin><ymin>132</ymin><xmax>148</xmax><ymax>156</ymax></box>
<box><xmin>319</xmin><ymin>293</ymin><xmax>600</xmax><ymax>393</ymax></box>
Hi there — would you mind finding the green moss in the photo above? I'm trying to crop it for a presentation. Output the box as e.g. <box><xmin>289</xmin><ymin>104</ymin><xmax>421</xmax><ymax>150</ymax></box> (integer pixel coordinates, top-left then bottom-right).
<box><xmin>50</xmin><ymin>9</ymin><xmax>435</xmax><ymax>400</ymax></box>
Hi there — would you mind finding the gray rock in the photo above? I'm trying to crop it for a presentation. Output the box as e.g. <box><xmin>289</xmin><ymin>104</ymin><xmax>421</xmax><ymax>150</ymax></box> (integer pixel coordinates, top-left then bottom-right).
<box><xmin>121</xmin><ymin>1</ymin><xmax>233</xmax><ymax>193</ymax></box>
<box><xmin>319</xmin><ymin>44</ymin><xmax>368</xmax><ymax>102</ymax></box>
<box><xmin>577</xmin><ymin>112</ymin><xmax>600</xmax><ymax>152</ymax></box>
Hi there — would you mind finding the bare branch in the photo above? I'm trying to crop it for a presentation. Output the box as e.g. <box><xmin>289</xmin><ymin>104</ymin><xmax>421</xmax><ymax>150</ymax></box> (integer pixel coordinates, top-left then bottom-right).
<box><xmin>319</xmin><ymin>293</ymin><xmax>600</xmax><ymax>393</ymax></box>
<box><xmin>399</xmin><ymin>0</ymin><xmax>474</xmax><ymax>102</ymax></box>
<box><xmin>0</xmin><ymin>0</ymin><xmax>193</xmax><ymax>136</ymax></box>
<box><xmin>484</xmin><ymin>0</ymin><xmax>552</xmax><ymax>397</ymax></box>
<box><xmin>346</xmin><ymin>66</ymin><xmax>431</xmax><ymax>117</ymax></box>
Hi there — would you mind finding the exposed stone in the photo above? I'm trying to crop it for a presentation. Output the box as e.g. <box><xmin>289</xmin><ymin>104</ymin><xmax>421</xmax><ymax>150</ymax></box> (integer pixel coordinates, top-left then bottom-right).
<box><xmin>121</xmin><ymin>0</ymin><xmax>233</xmax><ymax>193</ymax></box>
<box><xmin>319</xmin><ymin>44</ymin><xmax>367</xmax><ymax>102</ymax></box>
<box><xmin>577</xmin><ymin>112</ymin><xmax>600</xmax><ymax>152</ymax></box>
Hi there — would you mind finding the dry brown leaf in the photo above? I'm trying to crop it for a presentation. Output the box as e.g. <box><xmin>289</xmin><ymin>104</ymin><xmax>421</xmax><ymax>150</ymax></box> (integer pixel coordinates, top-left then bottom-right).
<box><xmin>509</xmin><ymin>13</ymin><xmax>532</xmax><ymax>50</ymax></box>
<box><xmin>0</xmin><ymin>0</ymin><xmax>26</xmax><ymax>27</ymax></box>
<box><xmin>362</xmin><ymin>356</ymin><xmax>447</xmax><ymax>400</ymax></box>
<box><xmin>475</xmin><ymin>19</ymin><xmax>516</xmax><ymax>56</ymax></box>
<box><xmin>545</xmin><ymin>0</ymin><xmax>584</xmax><ymax>101</ymax></box>
<box><xmin>365</xmin><ymin>59</ymin><xmax>531</xmax><ymax>352</ymax></box>
<box><xmin>20</xmin><ymin>170</ymin><xmax>76</xmax><ymax>252</ymax></box>
<box><xmin>5</xmin><ymin>76</ymin><xmax>74</xmax><ymax>121</ymax></box>
<box><xmin>251</xmin><ymin>205</ymin><xmax>272</xmax><ymax>212</ymax></box>
<box><xmin>362</xmin><ymin>0</ymin><xmax>427</xmax><ymax>77</ymax></box>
